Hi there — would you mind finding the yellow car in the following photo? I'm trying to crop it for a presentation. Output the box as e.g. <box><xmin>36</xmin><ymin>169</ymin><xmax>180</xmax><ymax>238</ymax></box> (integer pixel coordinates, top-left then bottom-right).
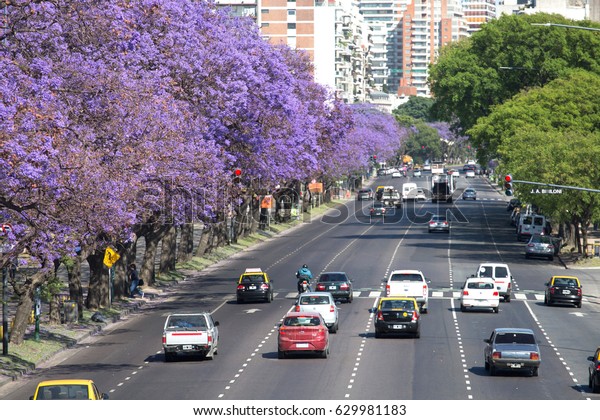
<box><xmin>236</xmin><ymin>267</ymin><xmax>273</xmax><ymax>303</ymax></box>
<box><xmin>30</xmin><ymin>379</ymin><xmax>109</xmax><ymax>400</ymax></box>
<box><xmin>374</xmin><ymin>297</ymin><xmax>421</xmax><ymax>338</ymax></box>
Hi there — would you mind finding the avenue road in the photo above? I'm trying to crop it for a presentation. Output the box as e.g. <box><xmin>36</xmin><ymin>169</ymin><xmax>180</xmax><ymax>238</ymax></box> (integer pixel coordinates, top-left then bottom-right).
<box><xmin>1</xmin><ymin>174</ymin><xmax>599</xmax><ymax>402</ymax></box>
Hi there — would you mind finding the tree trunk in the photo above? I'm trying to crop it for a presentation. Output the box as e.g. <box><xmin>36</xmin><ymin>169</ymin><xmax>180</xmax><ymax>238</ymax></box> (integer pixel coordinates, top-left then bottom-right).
<box><xmin>159</xmin><ymin>225</ymin><xmax>177</xmax><ymax>274</ymax></box>
<box><xmin>113</xmin><ymin>240</ymin><xmax>135</xmax><ymax>300</ymax></box>
<box><xmin>142</xmin><ymin>232</ymin><xmax>160</xmax><ymax>286</ymax></box>
<box><xmin>195</xmin><ymin>224</ymin><xmax>211</xmax><ymax>257</ymax></box>
<box><xmin>9</xmin><ymin>270</ymin><xmax>47</xmax><ymax>345</ymax></box>
<box><xmin>177</xmin><ymin>224</ymin><xmax>194</xmax><ymax>263</ymax></box>
<box><xmin>66</xmin><ymin>254</ymin><xmax>85</xmax><ymax>321</ymax></box>
<box><xmin>85</xmin><ymin>251</ymin><xmax>109</xmax><ymax>310</ymax></box>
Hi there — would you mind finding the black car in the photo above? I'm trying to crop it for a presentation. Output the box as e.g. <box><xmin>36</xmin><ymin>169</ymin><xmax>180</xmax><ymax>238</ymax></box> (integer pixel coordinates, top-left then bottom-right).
<box><xmin>236</xmin><ymin>268</ymin><xmax>273</xmax><ymax>303</ymax></box>
<box><xmin>588</xmin><ymin>347</ymin><xmax>600</xmax><ymax>393</ymax></box>
<box><xmin>507</xmin><ymin>198</ymin><xmax>521</xmax><ymax>211</ymax></box>
<box><xmin>544</xmin><ymin>276</ymin><xmax>582</xmax><ymax>307</ymax></box>
<box><xmin>374</xmin><ymin>297</ymin><xmax>420</xmax><ymax>338</ymax></box>
<box><xmin>314</xmin><ymin>272</ymin><xmax>353</xmax><ymax>303</ymax></box>
<box><xmin>357</xmin><ymin>188</ymin><xmax>374</xmax><ymax>201</ymax></box>
<box><xmin>370</xmin><ymin>202</ymin><xmax>386</xmax><ymax>217</ymax></box>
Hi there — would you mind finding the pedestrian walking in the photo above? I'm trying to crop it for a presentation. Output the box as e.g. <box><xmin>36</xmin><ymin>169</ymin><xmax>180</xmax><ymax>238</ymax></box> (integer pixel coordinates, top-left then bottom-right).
<box><xmin>128</xmin><ymin>263</ymin><xmax>144</xmax><ymax>298</ymax></box>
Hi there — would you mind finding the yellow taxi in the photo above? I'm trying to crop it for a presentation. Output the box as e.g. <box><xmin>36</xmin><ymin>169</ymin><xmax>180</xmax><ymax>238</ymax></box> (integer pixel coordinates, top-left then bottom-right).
<box><xmin>374</xmin><ymin>296</ymin><xmax>420</xmax><ymax>338</ymax></box>
<box><xmin>236</xmin><ymin>267</ymin><xmax>273</xmax><ymax>303</ymax></box>
<box><xmin>544</xmin><ymin>275</ymin><xmax>582</xmax><ymax>307</ymax></box>
<box><xmin>30</xmin><ymin>379</ymin><xmax>109</xmax><ymax>400</ymax></box>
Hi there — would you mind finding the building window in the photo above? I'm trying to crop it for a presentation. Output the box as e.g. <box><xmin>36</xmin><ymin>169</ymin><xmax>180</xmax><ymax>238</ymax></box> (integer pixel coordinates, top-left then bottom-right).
<box><xmin>261</xmin><ymin>9</ymin><xmax>269</xmax><ymax>14</ymax></box>
<box><xmin>288</xmin><ymin>23</ymin><xmax>296</xmax><ymax>29</ymax></box>
<box><xmin>288</xmin><ymin>9</ymin><xmax>296</xmax><ymax>16</ymax></box>
<box><xmin>262</xmin><ymin>23</ymin><xmax>270</xmax><ymax>28</ymax></box>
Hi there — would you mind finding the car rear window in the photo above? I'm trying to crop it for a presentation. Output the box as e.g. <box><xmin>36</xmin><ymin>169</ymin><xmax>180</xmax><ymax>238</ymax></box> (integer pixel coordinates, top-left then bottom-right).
<box><xmin>319</xmin><ymin>274</ymin><xmax>347</xmax><ymax>282</ymax></box>
<box><xmin>389</xmin><ymin>273</ymin><xmax>423</xmax><ymax>282</ymax></box>
<box><xmin>38</xmin><ymin>385</ymin><xmax>89</xmax><ymax>400</ymax></box>
<box><xmin>495</xmin><ymin>332</ymin><xmax>535</xmax><ymax>345</ymax></box>
<box><xmin>380</xmin><ymin>300</ymin><xmax>415</xmax><ymax>310</ymax></box>
<box><xmin>533</xmin><ymin>217</ymin><xmax>545</xmax><ymax>226</ymax></box>
<box><xmin>522</xmin><ymin>216</ymin><xmax>532</xmax><ymax>224</ymax></box>
<box><xmin>553</xmin><ymin>277</ymin><xmax>579</xmax><ymax>287</ymax></box>
<box><xmin>299</xmin><ymin>295</ymin><xmax>330</xmax><ymax>305</ymax></box>
<box><xmin>468</xmin><ymin>282</ymin><xmax>494</xmax><ymax>289</ymax></box>
<box><xmin>284</xmin><ymin>316</ymin><xmax>320</xmax><ymax>326</ymax></box>
<box><xmin>494</xmin><ymin>267</ymin><xmax>508</xmax><ymax>277</ymax></box>
<box><xmin>167</xmin><ymin>316</ymin><xmax>207</xmax><ymax>329</ymax></box>
<box><xmin>241</xmin><ymin>274</ymin><xmax>265</xmax><ymax>283</ymax></box>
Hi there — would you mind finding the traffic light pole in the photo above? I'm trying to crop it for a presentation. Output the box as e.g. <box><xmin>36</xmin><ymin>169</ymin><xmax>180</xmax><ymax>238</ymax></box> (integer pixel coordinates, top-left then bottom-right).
<box><xmin>511</xmin><ymin>180</ymin><xmax>600</xmax><ymax>194</ymax></box>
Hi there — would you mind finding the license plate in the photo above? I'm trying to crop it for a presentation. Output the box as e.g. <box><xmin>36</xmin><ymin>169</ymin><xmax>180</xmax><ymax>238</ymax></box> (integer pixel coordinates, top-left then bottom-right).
<box><xmin>562</xmin><ymin>290</ymin><xmax>571</xmax><ymax>294</ymax></box>
<box><xmin>329</xmin><ymin>285</ymin><xmax>336</xmax><ymax>290</ymax></box>
<box><xmin>296</xmin><ymin>343</ymin><xmax>309</xmax><ymax>348</ymax></box>
<box><xmin>392</xmin><ymin>325</ymin><xmax>405</xmax><ymax>329</ymax></box>
<box><xmin>248</xmin><ymin>285</ymin><xmax>256</xmax><ymax>290</ymax></box>
<box><xmin>509</xmin><ymin>363</ymin><xmax>522</xmax><ymax>368</ymax></box>
<box><xmin>183</xmin><ymin>345</ymin><xmax>193</xmax><ymax>350</ymax></box>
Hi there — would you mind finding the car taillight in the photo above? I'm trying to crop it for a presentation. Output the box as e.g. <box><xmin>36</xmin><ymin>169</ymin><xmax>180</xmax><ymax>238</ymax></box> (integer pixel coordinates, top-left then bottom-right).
<box><xmin>340</xmin><ymin>283</ymin><xmax>349</xmax><ymax>290</ymax></box>
<box><xmin>316</xmin><ymin>284</ymin><xmax>326</xmax><ymax>291</ymax></box>
<box><xmin>386</xmin><ymin>284</ymin><xmax>390</xmax><ymax>296</ymax></box>
<box><xmin>377</xmin><ymin>311</ymin><xmax>384</xmax><ymax>321</ymax></box>
<box><xmin>577</xmin><ymin>289</ymin><xmax>582</xmax><ymax>297</ymax></box>
<box><xmin>492</xmin><ymin>351</ymin><xmax>502</xmax><ymax>359</ymax></box>
<box><xmin>411</xmin><ymin>311</ymin><xmax>419</xmax><ymax>321</ymax></box>
<box><xmin>462</xmin><ymin>290</ymin><xmax>469</xmax><ymax>296</ymax></box>
<box><xmin>237</xmin><ymin>284</ymin><xmax>245</xmax><ymax>291</ymax></box>
<box><xmin>595</xmin><ymin>363</ymin><xmax>600</xmax><ymax>372</ymax></box>
<box><xmin>162</xmin><ymin>334</ymin><xmax>166</xmax><ymax>344</ymax></box>
<box><xmin>442</xmin><ymin>221</ymin><xmax>448</xmax><ymax>226</ymax></box>
<box><xmin>330</xmin><ymin>305</ymin><xmax>335</xmax><ymax>312</ymax></box>
<box><xmin>207</xmin><ymin>333</ymin><xmax>212</xmax><ymax>344</ymax></box>
<box><xmin>260</xmin><ymin>283</ymin><xmax>269</xmax><ymax>290</ymax></box>
<box><xmin>279</xmin><ymin>327</ymin><xmax>287</xmax><ymax>334</ymax></box>
<box><xmin>294</xmin><ymin>305</ymin><xmax>300</xmax><ymax>312</ymax></box>
<box><xmin>527</xmin><ymin>244</ymin><xmax>535</xmax><ymax>247</ymax></box>
<box><xmin>530</xmin><ymin>352</ymin><xmax>540</xmax><ymax>361</ymax></box>
<box><xmin>423</xmin><ymin>284</ymin><xmax>427</xmax><ymax>296</ymax></box>
<box><xmin>550</xmin><ymin>287</ymin><xmax>556</xmax><ymax>295</ymax></box>
<box><xmin>493</xmin><ymin>291</ymin><xmax>499</xmax><ymax>297</ymax></box>
<box><xmin>429</xmin><ymin>221</ymin><xmax>435</xmax><ymax>225</ymax></box>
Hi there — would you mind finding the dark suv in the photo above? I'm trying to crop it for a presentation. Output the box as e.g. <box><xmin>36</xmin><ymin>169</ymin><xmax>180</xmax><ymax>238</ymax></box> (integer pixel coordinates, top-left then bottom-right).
<box><xmin>314</xmin><ymin>272</ymin><xmax>353</xmax><ymax>303</ymax></box>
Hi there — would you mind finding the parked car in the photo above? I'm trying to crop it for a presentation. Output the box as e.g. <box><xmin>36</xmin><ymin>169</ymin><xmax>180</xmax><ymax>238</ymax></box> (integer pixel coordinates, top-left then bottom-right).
<box><xmin>460</xmin><ymin>277</ymin><xmax>499</xmax><ymax>313</ymax></box>
<box><xmin>385</xmin><ymin>269</ymin><xmax>429</xmax><ymax>313</ymax></box>
<box><xmin>236</xmin><ymin>267</ymin><xmax>273</xmax><ymax>303</ymax></box>
<box><xmin>277</xmin><ymin>312</ymin><xmax>329</xmax><ymax>359</ymax></box>
<box><xmin>428</xmin><ymin>215</ymin><xmax>449</xmax><ymax>233</ymax></box>
<box><xmin>588</xmin><ymin>346</ymin><xmax>600</xmax><ymax>393</ymax></box>
<box><xmin>525</xmin><ymin>235</ymin><xmax>555</xmax><ymax>261</ymax></box>
<box><xmin>357</xmin><ymin>188</ymin><xmax>374</xmax><ymax>201</ymax></box>
<box><xmin>544</xmin><ymin>275</ymin><xmax>582</xmax><ymax>307</ymax></box>
<box><xmin>370</xmin><ymin>202</ymin><xmax>386</xmax><ymax>217</ymax></box>
<box><xmin>507</xmin><ymin>198</ymin><xmax>521</xmax><ymax>211</ymax></box>
<box><xmin>374</xmin><ymin>297</ymin><xmax>421</xmax><ymax>338</ymax></box>
<box><xmin>294</xmin><ymin>292</ymin><xmax>339</xmax><ymax>333</ymax></box>
<box><xmin>472</xmin><ymin>262</ymin><xmax>513</xmax><ymax>302</ymax></box>
<box><xmin>484</xmin><ymin>328</ymin><xmax>541</xmax><ymax>377</ymax></box>
<box><xmin>314</xmin><ymin>271</ymin><xmax>353</xmax><ymax>303</ymax></box>
<box><xmin>30</xmin><ymin>379</ymin><xmax>109</xmax><ymax>400</ymax></box>
<box><xmin>462</xmin><ymin>187</ymin><xmax>477</xmax><ymax>200</ymax></box>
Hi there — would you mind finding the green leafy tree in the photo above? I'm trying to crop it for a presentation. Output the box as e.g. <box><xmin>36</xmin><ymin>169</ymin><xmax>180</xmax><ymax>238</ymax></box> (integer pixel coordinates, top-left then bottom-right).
<box><xmin>393</xmin><ymin>96</ymin><xmax>435</xmax><ymax>121</ymax></box>
<box><xmin>429</xmin><ymin>12</ymin><xmax>600</xmax><ymax>163</ymax></box>
<box><xmin>473</xmin><ymin>69</ymin><xmax>600</xmax><ymax>252</ymax></box>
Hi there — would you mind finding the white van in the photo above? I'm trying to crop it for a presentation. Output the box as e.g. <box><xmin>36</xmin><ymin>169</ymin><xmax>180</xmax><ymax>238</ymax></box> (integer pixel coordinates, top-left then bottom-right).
<box><xmin>517</xmin><ymin>214</ymin><xmax>546</xmax><ymax>241</ymax></box>
<box><xmin>472</xmin><ymin>263</ymin><xmax>513</xmax><ymax>302</ymax></box>
<box><xmin>402</xmin><ymin>182</ymin><xmax>418</xmax><ymax>201</ymax></box>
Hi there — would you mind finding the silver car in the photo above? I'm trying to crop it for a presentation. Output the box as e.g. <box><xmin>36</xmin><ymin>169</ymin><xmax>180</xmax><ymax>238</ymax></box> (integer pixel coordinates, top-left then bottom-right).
<box><xmin>462</xmin><ymin>188</ymin><xmax>477</xmax><ymax>200</ymax></box>
<box><xmin>525</xmin><ymin>235</ymin><xmax>554</xmax><ymax>261</ymax></box>
<box><xmin>484</xmin><ymin>328</ymin><xmax>541</xmax><ymax>377</ymax></box>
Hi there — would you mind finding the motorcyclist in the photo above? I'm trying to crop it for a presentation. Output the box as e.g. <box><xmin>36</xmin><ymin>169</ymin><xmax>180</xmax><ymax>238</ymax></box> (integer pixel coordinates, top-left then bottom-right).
<box><xmin>296</xmin><ymin>264</ymin><xmax>313</xmax><ymax>293</ymax></box>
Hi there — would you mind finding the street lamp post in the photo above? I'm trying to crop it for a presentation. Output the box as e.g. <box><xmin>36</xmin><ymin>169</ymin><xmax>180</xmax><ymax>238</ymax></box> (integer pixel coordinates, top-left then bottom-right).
<box><xmin>531</xmin><ymin>22</ymin><xmax>600</xmax><ymax>32</ymax></box>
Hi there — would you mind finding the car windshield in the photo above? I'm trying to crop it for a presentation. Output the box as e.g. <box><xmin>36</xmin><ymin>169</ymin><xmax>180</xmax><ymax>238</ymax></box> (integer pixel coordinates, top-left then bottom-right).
<box><xmin>494</xmin><ymin>332</ymin><xmax>536</xmax><ymax>345</ymax></box>
<box><xmin>283</xmin><ymin>316</ymin><xmax>320</xmax><ymax>327</ymax></box>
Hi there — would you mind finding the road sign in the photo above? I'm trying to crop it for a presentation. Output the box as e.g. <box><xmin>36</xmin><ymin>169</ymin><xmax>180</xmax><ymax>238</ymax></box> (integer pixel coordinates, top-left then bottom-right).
<box><xmin>1</xmin><ymin>224</ymin><xmax>12</xmax><ymax>234</ymax></box>
<box><xmin>103</xmin><ymin>246</ymin><xmax>120</xmax><ymax>268</ymax></box>
<box><xmin>530</xmin><ymin>188</ymin><xmax>563</xmax><ymax>194</ymax></box>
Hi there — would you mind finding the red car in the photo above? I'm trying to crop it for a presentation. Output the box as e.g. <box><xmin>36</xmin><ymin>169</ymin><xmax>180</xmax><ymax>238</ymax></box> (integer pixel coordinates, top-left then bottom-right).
<box><xmin>277</xmin><ymin>312</ymin><xmax>330</xmax><ymax>359</ymax></box>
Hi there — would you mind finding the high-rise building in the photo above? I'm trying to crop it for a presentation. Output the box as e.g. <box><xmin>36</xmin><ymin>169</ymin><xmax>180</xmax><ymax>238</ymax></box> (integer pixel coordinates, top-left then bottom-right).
<box><xmin>461</xmin><ymin>0</ymin><xmax>497</xmax><ymax>34</ymax></box>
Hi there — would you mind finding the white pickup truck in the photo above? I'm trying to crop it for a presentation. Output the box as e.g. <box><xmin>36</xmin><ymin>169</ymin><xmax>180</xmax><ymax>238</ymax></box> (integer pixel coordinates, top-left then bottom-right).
<box><xmin>385</xmin><ymin>270</ymin><xmax>429</xmax><ymax>313</ymax></box>
<box><xmin>162</xmin><ymin>312</ymin><xmax>219</xmax><ymax>362</ymax></box>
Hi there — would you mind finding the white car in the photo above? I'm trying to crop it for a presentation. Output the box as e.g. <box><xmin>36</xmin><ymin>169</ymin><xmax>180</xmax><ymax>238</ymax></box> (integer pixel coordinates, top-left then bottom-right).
<box><xmin>294</xmin><ymin>292</ymin><xmax>339</xmax><ymax>333</ymax></box>
<box><xmin>385</xmin><ymin>270</ymin><xmax>429</xmax><ymax>313</ymax></box>
<box><xmin>472</xmin><ymin>262</ymin><xmax>513</xmax><ymax>302</ymax></box>
<box><xmin>392</xmin><ymin>171</ymin><xmax>402</xmax><ymax>178</ymax></box>
<box><xmin>460</xmin><ymin>277</ymin><xmax>500</xmax><ymax>313</ymax></box>
<box><xmin>465</xmin><ymin>170</ymin><xmax>475</xmax><ymax>178</ymax></box>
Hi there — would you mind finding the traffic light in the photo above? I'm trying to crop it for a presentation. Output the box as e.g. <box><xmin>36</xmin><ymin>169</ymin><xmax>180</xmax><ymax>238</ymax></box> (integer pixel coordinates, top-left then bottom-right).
<box><xmin>504</xmin><ymin>174</ymin><xmax>514</xmax><ymax>196</ymax></box>
<box><xmin>233</xmin><ymin>168</ymin><xmax>242</xmax><ymax>183</ymax></box>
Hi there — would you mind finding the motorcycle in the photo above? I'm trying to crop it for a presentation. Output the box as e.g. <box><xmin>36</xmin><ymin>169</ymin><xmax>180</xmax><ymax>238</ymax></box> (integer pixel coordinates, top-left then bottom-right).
<box><xmin>297</xmin><ymin>275</ymin><xmax>311</xmax><ymax>294</ymax></box>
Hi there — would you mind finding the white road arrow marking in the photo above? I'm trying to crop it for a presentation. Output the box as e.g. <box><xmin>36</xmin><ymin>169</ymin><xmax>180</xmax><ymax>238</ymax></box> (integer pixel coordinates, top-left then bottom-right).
<box><xmin>244</xmin><ymin>309</ymin><xmax>261</xmax><ymax>314</ymax></box>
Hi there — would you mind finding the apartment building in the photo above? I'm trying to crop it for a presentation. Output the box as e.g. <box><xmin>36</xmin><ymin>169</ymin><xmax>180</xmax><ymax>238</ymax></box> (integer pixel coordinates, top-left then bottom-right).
<box><xmin>462</xmin><ymin>0</ymin><xmax>497</xmax><ymax>34</ymax></box>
